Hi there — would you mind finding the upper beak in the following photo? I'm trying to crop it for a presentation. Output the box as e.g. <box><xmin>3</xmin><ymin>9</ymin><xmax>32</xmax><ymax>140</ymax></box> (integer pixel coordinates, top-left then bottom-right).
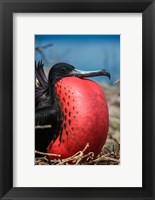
<box><xmin>68</xmin><ymin>68</ymin><xmax>111</xmax><ymax>79</ymax></box>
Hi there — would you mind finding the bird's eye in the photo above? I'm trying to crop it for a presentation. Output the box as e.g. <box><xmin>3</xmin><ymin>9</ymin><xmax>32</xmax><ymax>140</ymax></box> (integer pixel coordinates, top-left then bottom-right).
<box><xmin>60</xmin><ymin>67</ymin><xmax>65</xmax><ymax>73</ymax></box>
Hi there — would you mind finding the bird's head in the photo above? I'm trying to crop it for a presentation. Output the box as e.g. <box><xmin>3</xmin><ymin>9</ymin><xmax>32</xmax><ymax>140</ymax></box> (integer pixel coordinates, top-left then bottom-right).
<box><xmin>48</xmin><ymin>62</ymin><xmax>111</xmax><ymax>85</ymax></box>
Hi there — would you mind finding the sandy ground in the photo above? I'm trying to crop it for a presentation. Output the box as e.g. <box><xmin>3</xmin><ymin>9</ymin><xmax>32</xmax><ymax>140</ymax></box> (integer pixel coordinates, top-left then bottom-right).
<box><xmin>101</xmin><ymin>84</ymin><xmax>120</xmax><ymax>153</ymax></box>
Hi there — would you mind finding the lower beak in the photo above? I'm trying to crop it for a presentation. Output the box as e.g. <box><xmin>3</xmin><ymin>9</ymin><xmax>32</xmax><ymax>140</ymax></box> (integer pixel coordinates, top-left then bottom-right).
<box><xmin>68</xmin><ymin>68</ymin><xmax>111</xmax><ymax>79</ymax></box>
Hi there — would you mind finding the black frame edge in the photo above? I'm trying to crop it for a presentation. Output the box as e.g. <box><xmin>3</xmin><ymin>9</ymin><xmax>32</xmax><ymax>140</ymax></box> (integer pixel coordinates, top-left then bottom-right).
<box><xmin>142</xmin><ymin>1</ymin><xmax>154</xmax><ymax>198</ymax></box>
<box><xmin>153</xmin><ymin>1</ymin><xmax>155</xmax><ymax>200</ymax></box>
<box><xmin>0</xmin><ymin>0</ymin><xmax>2</xmax><ymax>197</ymax></box>
<box><xmin>0</xmin><ymin>1</ymin><xmax>153</xmax><ymax>13</ymax></box>
<box><xmin>1</xmin><ymin>1</ymin><xmax>13</xmax><ymax>200</ymax></box>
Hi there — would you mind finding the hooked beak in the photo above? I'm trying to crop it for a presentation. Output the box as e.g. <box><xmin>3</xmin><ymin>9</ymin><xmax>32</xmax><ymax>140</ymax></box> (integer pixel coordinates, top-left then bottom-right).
<box><xmin>68</xmin><ymin>68</ymin><xmax>111</xmax><ymax>79</ymax></box>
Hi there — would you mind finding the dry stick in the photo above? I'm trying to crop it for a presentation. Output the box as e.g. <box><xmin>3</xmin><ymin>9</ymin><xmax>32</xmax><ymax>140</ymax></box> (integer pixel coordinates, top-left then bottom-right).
<box><xmin>58</xmin><ymin>151</ymin><xmax>84</xmax><ymax>165</ymax></box>
<box><xmin>35</xmin><ymin>156</ymin><xmax>60</xmax><ymax>165</ymax></box>
<box><xmin>74</xmin><ymin>152</ymin><xmax>84</xmax><ymax>165</ymax></box>
<box><xmin>99</xmin><ymin>152</ymin><xmax>111</xmax><ymax>158</ymax></box>
<box><xmin>93</xmin><ymin>155</ymin><xmax>120</xmax><ymax>164</ymax></box>
<box><xmin>35</xmin><ymin>143</ymin><xmax>90</xmax><ymax>165</ymax></box>
<box><xmin>75</xmin><ymin>151</ymin><xmax>94</xmax><ymax>164</ymax></box>
<box><xmin>57</xmin><ymin>143</ymin><xmax>90</xmax><ymax>165</ymax></box>
<box><xmin>35</xmin><ymin>150</ymin><xmax>61</xmax><ymax>157</ymax></box>
<box><xmin>83</xmin><ymin>152</ymin><xmax>94</xmax><ymax>161</ymax></box>
<box><xmin>35</xmin><ymin>143</ymin><xmax>120</xmax><ymax>165</ymax></box>
<box><xmin>35</xmin><ymin>157</ymin><xmax>48</xmax><ymax>165</ymax></box>
<box><xmin>35</xmin><ymin>156</ymin><xmax>49</xmax><ymax>162</ymax></box>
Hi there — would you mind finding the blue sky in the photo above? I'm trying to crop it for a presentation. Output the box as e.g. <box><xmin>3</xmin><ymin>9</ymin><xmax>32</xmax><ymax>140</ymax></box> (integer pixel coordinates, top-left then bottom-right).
<box><xmin>35</xmin><ymin>35</ymin><xmax>120</xmax><ymax>84</ymax></box>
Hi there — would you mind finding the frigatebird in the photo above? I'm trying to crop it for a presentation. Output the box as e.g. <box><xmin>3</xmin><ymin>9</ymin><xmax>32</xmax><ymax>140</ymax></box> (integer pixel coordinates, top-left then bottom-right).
<box><xmin>35</xmin><ymin>61</ymin><xmax>110</xmax><ymax>158</ymax></box>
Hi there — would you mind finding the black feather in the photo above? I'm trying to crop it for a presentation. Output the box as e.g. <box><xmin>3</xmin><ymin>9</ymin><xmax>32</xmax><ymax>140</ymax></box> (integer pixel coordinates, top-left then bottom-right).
<box><xmin>35</xmin><ymin>61</ymin><xmax>63</xmax><ymax>152</ymax></box>
<box><xmin>35</xmin><ymin>61</ymin><xmax>50</xmax><ymax>109</ymax></box>
<box><xmin>35</xmin><ymin>61</ymin><xmax>48</xmax><ymax>87</ymax></box>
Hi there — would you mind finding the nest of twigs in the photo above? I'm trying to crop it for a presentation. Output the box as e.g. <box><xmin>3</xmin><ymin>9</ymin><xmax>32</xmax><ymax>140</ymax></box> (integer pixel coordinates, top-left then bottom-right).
<box><xmin>35</xmin><ymin>135</ymin><xmax>120</xmax><ymax>165</ymax></box>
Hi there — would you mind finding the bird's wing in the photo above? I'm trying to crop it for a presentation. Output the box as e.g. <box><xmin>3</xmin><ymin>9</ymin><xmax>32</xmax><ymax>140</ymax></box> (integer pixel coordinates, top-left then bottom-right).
<box><xmin>35</xmin><ymin>61</ymin><xmax>50</xmax><ymax>109</ymax></box>
<box><xmin>35</xmin><ymin>61</ymin><xmax>58</xmax><ymax>126</ymax></box>
<box><xmin>35</xmin><ymin>107</ymin><xmax>56</xmax><ymax>153</ymax></box>
<box><xmin>35</xmin><ymin>106</ymin><xmax>57</xmax><ymax>125</ymax></box>
<box><xmin>35</xmin><ymin>60</ymin><xmax>48</xmax><ymax>87</ymax></box>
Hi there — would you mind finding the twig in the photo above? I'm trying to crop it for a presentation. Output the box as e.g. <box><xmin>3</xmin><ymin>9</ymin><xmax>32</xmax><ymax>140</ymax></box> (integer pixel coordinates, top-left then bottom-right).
<box><xmin>92</xmin><ymin>155</ymin><xmax>120</xmax><ymax>165</ymax></box>
<box><xmin>35</xmin><ymin>142</ymin><xmax>120</xmax><ymax>165</ymax></box>
<box><xmin>57</xmin><ymin>143</ymin><xmax>90</xmax><ymax>165</ymax></box>
<box><xmin>35</xmin><ymin>150</ymin><xmax>61</xmax><ymax>157</ymax></box>
<box><xmin>35</xmin><ymin>125</ymin><xmax>52</xmax><ymax>129</ymax></box>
